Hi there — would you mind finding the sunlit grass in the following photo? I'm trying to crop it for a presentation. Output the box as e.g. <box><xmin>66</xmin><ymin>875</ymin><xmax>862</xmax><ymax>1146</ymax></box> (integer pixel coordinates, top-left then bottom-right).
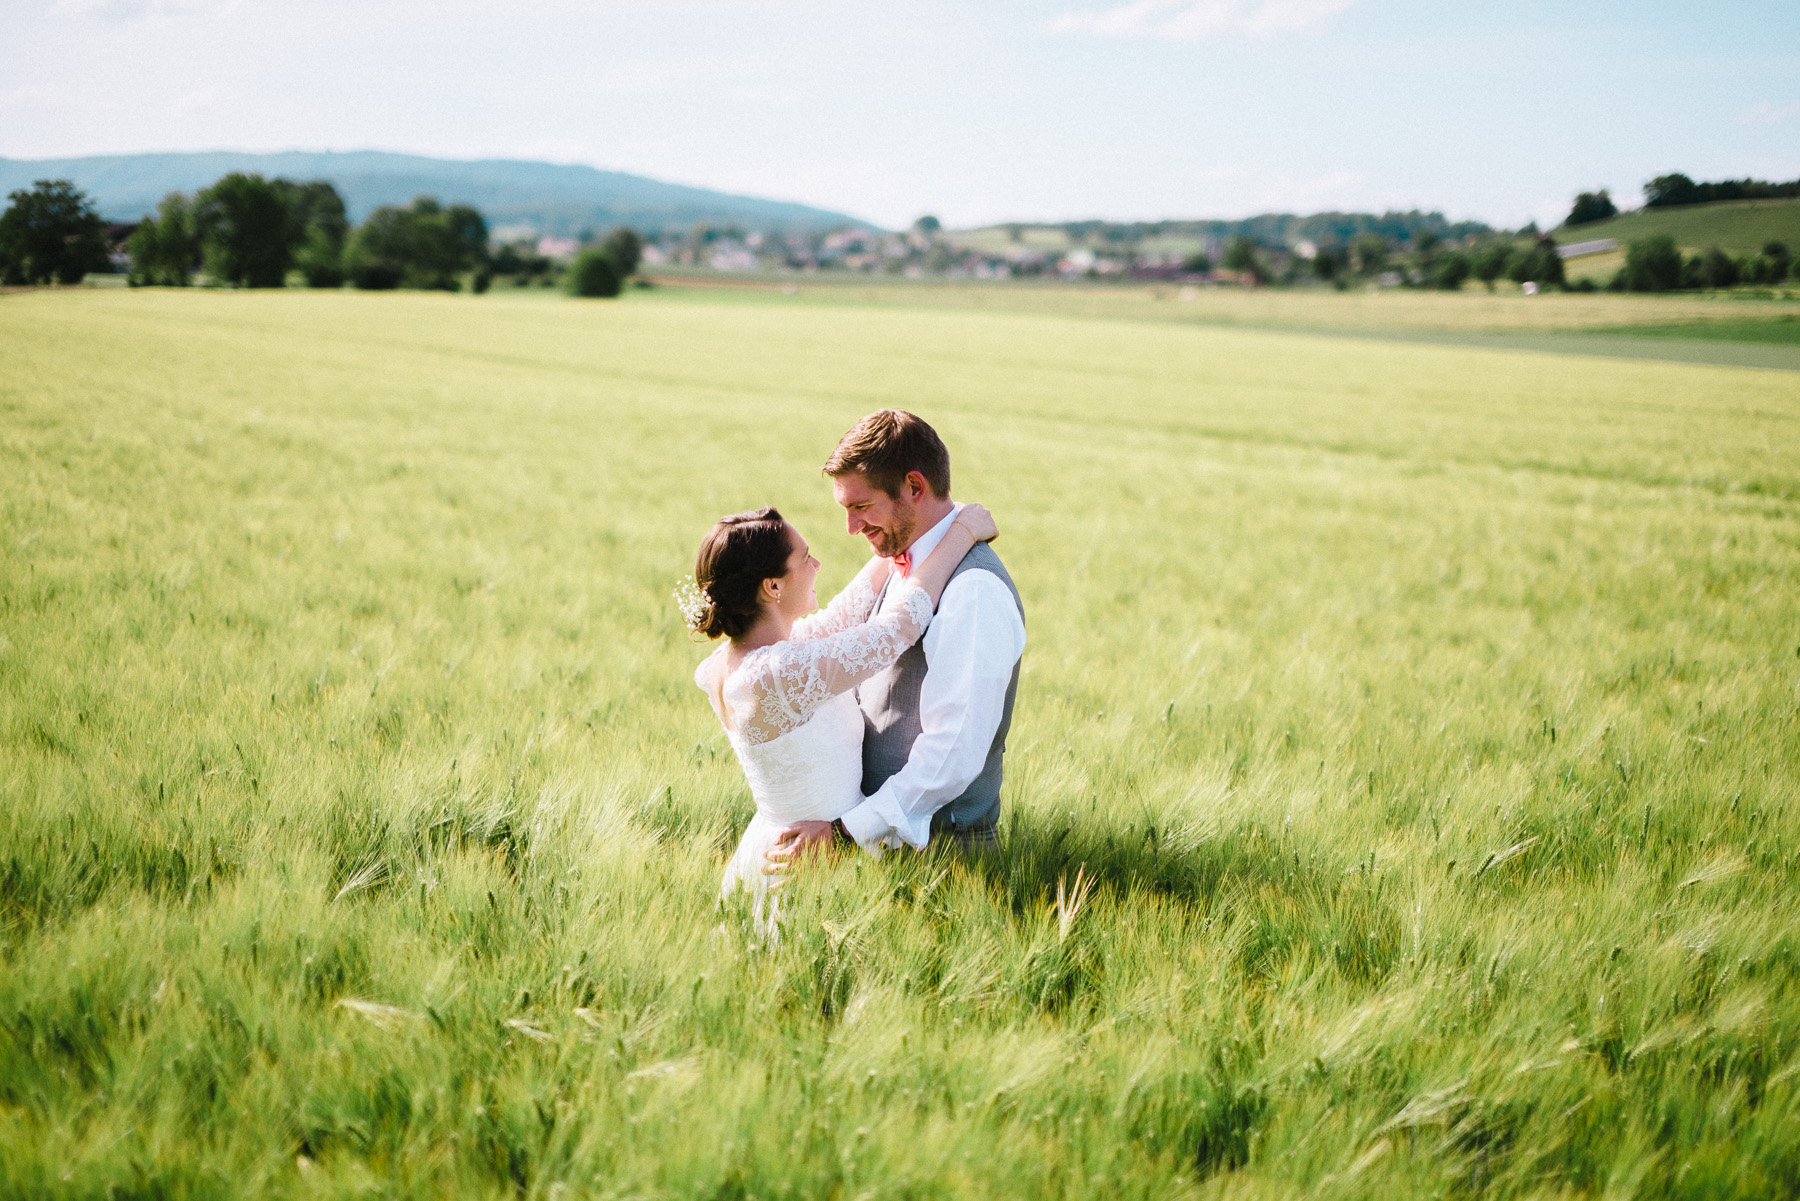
<box><xmin>635</xmin><ymin>272</ymin><xmax>1800</xmax><ymax>335</ymax></box>
<box><xmin>2</xmin><ymin>286</ymin><xmax>1798</xmax><ymax>1198</ymax></box>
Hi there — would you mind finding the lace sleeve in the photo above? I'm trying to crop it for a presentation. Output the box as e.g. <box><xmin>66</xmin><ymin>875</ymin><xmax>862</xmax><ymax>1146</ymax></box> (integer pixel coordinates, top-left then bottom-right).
<box><xmin>790</xmin><ymin>556</ymin><xmax>885</xmax><ymax>642</ymax></box>
<box><xmin>735</xmin><ymin>580</ymin><xmax>933</xmax><ymax>744</ymax></box>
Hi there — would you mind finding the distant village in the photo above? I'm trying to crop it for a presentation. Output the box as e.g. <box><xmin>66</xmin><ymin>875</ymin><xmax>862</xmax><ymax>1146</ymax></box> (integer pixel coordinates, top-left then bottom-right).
<box><xmin>513</xmin><ymin>218</ymin><xmax>1460</xmax><ymax>286</ymax></box>
<box><xmin>639</xmin><ymin>226</ymin><xmax>1207</xmax><ymax>281</ymax></box>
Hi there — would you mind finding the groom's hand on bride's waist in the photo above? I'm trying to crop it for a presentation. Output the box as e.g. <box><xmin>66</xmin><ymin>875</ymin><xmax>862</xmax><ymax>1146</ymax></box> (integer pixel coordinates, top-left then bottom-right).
<box><xmin>764</xmin><ymin>819</ymin><xmax>855</xmax><ymax>878</ymax></box>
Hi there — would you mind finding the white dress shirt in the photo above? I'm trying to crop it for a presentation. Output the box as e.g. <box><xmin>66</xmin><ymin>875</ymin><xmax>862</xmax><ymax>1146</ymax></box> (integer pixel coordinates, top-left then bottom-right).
<box><xmin>837</xmin><ymin>506</ymin><xmax>1028</xmax><ymax>850</ymax></box>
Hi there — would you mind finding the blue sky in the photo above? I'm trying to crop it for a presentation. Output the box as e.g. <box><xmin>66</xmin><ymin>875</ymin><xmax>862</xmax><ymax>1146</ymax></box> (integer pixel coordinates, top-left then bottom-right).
<box><xmin>2</xmin><ymin>0</ymin><xmax>1796</xmax><ymax>229</ymax></box>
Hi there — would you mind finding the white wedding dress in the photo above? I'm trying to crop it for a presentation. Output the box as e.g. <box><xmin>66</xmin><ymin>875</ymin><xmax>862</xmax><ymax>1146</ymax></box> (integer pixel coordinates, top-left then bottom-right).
<box><xmin>694</xmin><ymin>559</ymin><xmax>933</xmax><ymax>902</ymax></box>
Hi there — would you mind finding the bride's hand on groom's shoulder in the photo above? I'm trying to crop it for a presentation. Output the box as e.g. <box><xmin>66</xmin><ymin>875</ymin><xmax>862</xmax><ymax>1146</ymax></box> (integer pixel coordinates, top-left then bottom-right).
<box><xmin>955</xmin><ymin>503</ymin><xmax>998</xmax><ymax>544</ymax></box>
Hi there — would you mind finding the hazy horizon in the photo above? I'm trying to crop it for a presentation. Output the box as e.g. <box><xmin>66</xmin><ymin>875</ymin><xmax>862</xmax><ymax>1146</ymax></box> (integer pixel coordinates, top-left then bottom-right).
<box><xmin>0</xmin><ymin>146</ymin><xmax>1530</xmax><ymax>232</ymax></box>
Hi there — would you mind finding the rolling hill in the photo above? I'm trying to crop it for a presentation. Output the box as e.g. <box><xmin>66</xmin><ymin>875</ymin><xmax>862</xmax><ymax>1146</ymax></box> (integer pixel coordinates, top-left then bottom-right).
<box><xmin>0</xmin><ymin>150</ymin><xmax>873</xmax><ymax>236</ymax></box>
<box><xmin>1554</xmin><ymin>197</ymin><xmax>1800</xmax><ymax>256</ymax></box>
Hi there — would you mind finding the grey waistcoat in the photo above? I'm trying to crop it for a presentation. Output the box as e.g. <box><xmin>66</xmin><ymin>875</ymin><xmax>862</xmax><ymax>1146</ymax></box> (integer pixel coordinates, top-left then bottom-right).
<box><xmin>857</xmin><ymin>540</ymin><xmax>1024</xmax><ymax>836</ymax></box>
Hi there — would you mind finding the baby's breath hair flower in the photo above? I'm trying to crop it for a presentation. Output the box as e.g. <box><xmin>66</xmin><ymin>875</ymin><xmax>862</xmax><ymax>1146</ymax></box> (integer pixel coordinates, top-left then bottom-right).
<box><xmin>672</xmin><ymin>575</ymin><xmax>711</xmax><ymax>630</ymax></box>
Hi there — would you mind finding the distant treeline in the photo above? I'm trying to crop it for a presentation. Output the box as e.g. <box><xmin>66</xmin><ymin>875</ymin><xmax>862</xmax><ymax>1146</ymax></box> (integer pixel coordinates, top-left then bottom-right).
<box><xmin>1614</xmin><ymin>237</ymin><xmax>1793</xmax><ymax>292</ymax></box>
<box><xmin>129</xmin><ymin>173</ymin><xmax>491</xmax><ymax>291</ymax></box>
<box><xmin>1194</xmin><ymin>225</ymin><xmax>1797</xmax><ymax>295</ymax></box>
<box><xmin>1645</xmin><ymin>173</ymin><xmax>1800</xmax><ymax>209</ymax></box>
<box><xmin>0</xmin><ymin>174</ymin><xmax>644</xmax><ymax>296</ymax></box>
<box><xmin>1036</xmin><ymin>210</ymin><xmax>1491</xmax><ymax>249</ymax></box>
<box><xmin>1568</xmin><ymin>173</ymin><xmax>1800</xmax><ymax>228</ymax></box>
<box><xmin>1269</xmin><ymin>231</ymin><xmax>1566</xmax><ymax>292</ymax></box>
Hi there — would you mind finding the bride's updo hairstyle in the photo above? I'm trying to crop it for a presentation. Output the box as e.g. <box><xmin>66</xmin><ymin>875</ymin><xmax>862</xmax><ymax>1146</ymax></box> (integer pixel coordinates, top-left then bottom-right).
<box><xmin>690</xmin><ymin>507</ymin><xmax>791</xmax><ymax>640</ymax></box>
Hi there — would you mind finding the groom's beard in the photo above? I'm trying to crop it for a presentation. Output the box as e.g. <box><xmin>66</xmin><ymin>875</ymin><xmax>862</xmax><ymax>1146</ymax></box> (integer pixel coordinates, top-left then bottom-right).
<box><xmin>865</xmin><ymin>509</ymin><xmax>917</xmax><ymax>559</ymax></box>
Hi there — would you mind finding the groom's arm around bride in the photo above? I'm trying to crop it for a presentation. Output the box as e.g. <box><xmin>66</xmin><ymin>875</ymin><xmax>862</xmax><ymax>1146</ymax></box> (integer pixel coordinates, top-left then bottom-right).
<box><xmin>769</xmin><ymin>410</ymin><xmax>1026</xmax><ymax>866</ymax></box>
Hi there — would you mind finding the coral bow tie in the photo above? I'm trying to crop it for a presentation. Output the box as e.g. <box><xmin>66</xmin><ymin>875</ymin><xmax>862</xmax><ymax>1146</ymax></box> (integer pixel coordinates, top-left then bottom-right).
<box><xmin>892</xmin><ymin>551</ymin><xmax>912</xmax><ymax>578</ymax></box>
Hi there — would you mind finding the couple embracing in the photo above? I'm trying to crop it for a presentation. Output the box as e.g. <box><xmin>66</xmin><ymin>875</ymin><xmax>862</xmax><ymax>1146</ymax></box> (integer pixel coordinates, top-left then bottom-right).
<box><xmin>684</xmin><ymin>410</ymin><xmax>1027</xmax><ymax>904</ymax></box>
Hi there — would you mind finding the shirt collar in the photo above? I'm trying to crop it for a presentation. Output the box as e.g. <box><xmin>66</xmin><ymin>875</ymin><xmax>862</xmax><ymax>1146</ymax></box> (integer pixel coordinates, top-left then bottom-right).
<box><xmin>902</xmin><ymin>504</ymin><xmax>960</xmax><ymax>565</ymax></box>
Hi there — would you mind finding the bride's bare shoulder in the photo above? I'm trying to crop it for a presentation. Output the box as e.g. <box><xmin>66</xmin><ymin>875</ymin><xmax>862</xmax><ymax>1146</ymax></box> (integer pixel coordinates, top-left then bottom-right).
<box><xmin>693</xmin><ymin>644</ymin><xmax>730</xmax><ymax>689</ymax></box>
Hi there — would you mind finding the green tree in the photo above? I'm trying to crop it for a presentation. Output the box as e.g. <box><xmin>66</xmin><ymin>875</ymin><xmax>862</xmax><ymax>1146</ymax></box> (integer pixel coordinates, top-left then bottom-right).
<box><xmin>345</xmin><ymin>197</ymin><xmax>487</xmax><ymax>291</ymax></box>
<box><xmin>0</xmin><ymin>179</ymin><xmax>109</xmax><ymax>285</ymax></box>
<box><xmin>294</xmin><ymin>226</ymin><xmax>345</xmax><ymax>288</ymax></box>
<box><xmin>1508</xmin><ymin>236</ymin><xmax>1565</xmax><ymax>288</ymax></box>
<box><xmin>400</xmin><ymin>197</ymin><xmax>470</xmax><ymax>290</ymax></box>
<box><xmin>1432</xmin><ymin>251</ymin><xmax>1471</xmax><ymax>291</ymax></box>
<box><xmin>492</xmin><ymin>241</ymin><xmax>553</xmax><ymax>284</ymax></box>
<box><xmin>1619</xmin><ymin>235</ymin><xmax>1683</xmax><ymax>292</ymax></box>
<box><xmin>1690</xmin><ymin>246</ymin><xmax>1740</xmax><ymax>290</ymax></box>
<box><xmin>343</xmin><ymin>206</ymin><xmax>406</xmax><ymax>289</ymax></box>
<box><xmin>566</xmin><ymin>246</ymin><xmax>621</xmax><ymax>298</ymax></box>
<box><xmin>1409</xmin><ymin>231</ymin><xmax>1443</xmax><ymax>285</ymax></box>
<box><xmin>1753</xmin><ymin>240</ymin><xmax>1790</xmax><ymax>285</ymax></box>
<box><xmin>1471</xmin><ymin>242</ymin><xmax>1513</xmax><ymax>291</ymax></box>
<box><xmin>277</xmin><ymin>180</ymin><xmax>349</xmax><ymax>288</ymax></box>
<box><xmin>1643</xmin><ymin>172</ymin><xmax>1800</xmax><ymax>208</ymax></box>
<box><xmin>600</xmin><ymin>227</ymin><xmax>643</xmax><ymax>277</ymax></box>
<box><xmin>1566</xmin><ymin>190</ymin><xmax>1618</xmax><ymax>226</ymax></box>
<box><xmin>128</xmin><ymin>192</ymin><xmax>198</xmax><ymax>286</ymax></box>
<box><xmin>1310</xmin><ymin>246</ymin><xmax>1342</xmax><ymax>283</ymax></box>
<box><xmin>1644</xmin><ymin>173</ymin><xmax>1701</xmax><ymax>208</ymax></box>
<box><xmin>126</xmin><ymin>218</ymin><xmax>161</xmax><ymax>286</ymax></box>
<box><xmin>446</xmin><ymin>205</ymin><xmax>488</xmax><ymax>272</ymax></box>
<box><xmin>1223</xmin><ymin>236</ymin><xmax>1264</xmax><ymax>282</ymax></box>
<box><xmin>1181</xmin><ymin>251</ymin><xmax>1212</xmax><ymax>274</ymax></box>
<box><xmin>445</xmin><ymin>203</ymin><xmax>491</xmax><ymax>291</ymax></box>
<box><xmin>194</xmin><ymin>173</ymin><xmax>295</xmax><ymax>287</ymax></box>
<box><xmin>1351</xmin><ymin>234</ymin><xmax>1388</xmax><ymax>276</ymax></box>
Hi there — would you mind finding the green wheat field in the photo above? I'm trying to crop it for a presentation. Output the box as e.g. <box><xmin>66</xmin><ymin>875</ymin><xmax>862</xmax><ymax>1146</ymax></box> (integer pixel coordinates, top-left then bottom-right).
<box><xmin>3</xmin><ymin>285</ymin><xmax>1799</xmax><ymax>1199</ymax></box>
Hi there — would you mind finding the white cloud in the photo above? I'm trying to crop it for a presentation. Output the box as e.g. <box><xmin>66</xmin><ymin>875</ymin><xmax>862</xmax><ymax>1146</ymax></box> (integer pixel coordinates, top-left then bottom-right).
<box><xmin>1050</xmin><ymin>0</ymin><xmax>1355</xmax><ymax>40</ymax></box>
<box><xmin>0</xmin><ymin>85</ymin><xmax>61</xmax><ymax>112</ymax></box>
<box><xmin>48</xmin><ymin>0</ymin><xmax>238</xmax><ymax>19</ymax></box>
<box><xmin>727</xmin><ymin>86</ymin><xmax>800</xmax><ymax>107</ymax></box>
<box><xmin>1530</xmin><ymin>196</ymin><xmax>1571</xmax><ymax>230</ymax></box>
<box><xmin>1738</xmin><ymin>101</ymin><xmax>1800</xmax><ymax>127</ymax></box>
<box><xmin>511</xmin><ymin>137</ymin><xmax>596</xmax><ymax>165</ymax></box>
<box><xmin>1171</xmin><ymin>163</ymin><xmax>1369</xmax><ymax>215</ymax></box>
<box><xmin>164</xmin><ymin>89</ymin><xmax>220</xmax><ymax>118</ymax></box>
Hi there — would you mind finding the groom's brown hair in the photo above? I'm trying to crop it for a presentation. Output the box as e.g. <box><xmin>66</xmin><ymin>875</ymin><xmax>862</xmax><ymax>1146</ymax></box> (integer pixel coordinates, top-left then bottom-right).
<box><xmin>823</xmin><ymin>409</ymin><xmax>951</xmax><ymax>498</ymax></box>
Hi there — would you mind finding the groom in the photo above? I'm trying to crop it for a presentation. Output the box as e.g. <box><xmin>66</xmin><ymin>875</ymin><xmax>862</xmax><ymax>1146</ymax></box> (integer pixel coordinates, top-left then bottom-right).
<box><xmin>769</xmin><ymin>409</ymin><xmax>1026</xmax><ymax>865</ymax></box>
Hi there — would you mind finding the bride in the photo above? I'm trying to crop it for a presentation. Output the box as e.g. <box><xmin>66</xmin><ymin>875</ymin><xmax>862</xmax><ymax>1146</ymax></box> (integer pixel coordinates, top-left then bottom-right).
<box><xmin>684</xmin><ymin>502</ymin><xmax>998</xmax><ymax>904</ymax></box>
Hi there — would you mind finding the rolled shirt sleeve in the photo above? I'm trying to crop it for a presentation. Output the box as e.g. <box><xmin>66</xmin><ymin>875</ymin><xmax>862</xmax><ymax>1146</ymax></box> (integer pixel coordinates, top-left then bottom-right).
<box><xmin>837</xmin><ymin>567</ymin><xmax>1026</xmax><ymax>850</ymax></box>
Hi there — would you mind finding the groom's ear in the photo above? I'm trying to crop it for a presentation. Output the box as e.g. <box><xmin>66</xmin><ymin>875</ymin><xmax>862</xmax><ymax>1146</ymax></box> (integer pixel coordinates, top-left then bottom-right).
<box><xmin>903</xmin><ymin>470</ymin><xmax>930</xmax><ymax>502</ymax></box>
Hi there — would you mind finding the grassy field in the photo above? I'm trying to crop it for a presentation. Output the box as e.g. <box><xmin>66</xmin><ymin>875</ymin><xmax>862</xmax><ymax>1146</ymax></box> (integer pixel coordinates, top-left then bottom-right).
<box><xmin>1553</xmin><ymin>198</ymin><xmax>1800</xmax><ymax>258</ymax></box>
<box><xmin>641</xmin><ymin>274</ymin><xmax>1800</xmax><ymax>336</ymax></box>
<box><xmin>1579</xmin><ymin>316</ymin><xmax>1800</xmax><ymax>345</ymax></box>
<box><xmin>1559</xmin><ymin>248</ymin><xmax>1626</xmax><ymax>286</ymax></box>
<box><xmin>3</xmin><ymin>284</ymin><xmax>1799</xmax><ymax>1199</ymax></box>
<box><xmin>639</xmin><ymin>278</ymin><xmax>1800</xmax><ymax>371</ymax></box>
